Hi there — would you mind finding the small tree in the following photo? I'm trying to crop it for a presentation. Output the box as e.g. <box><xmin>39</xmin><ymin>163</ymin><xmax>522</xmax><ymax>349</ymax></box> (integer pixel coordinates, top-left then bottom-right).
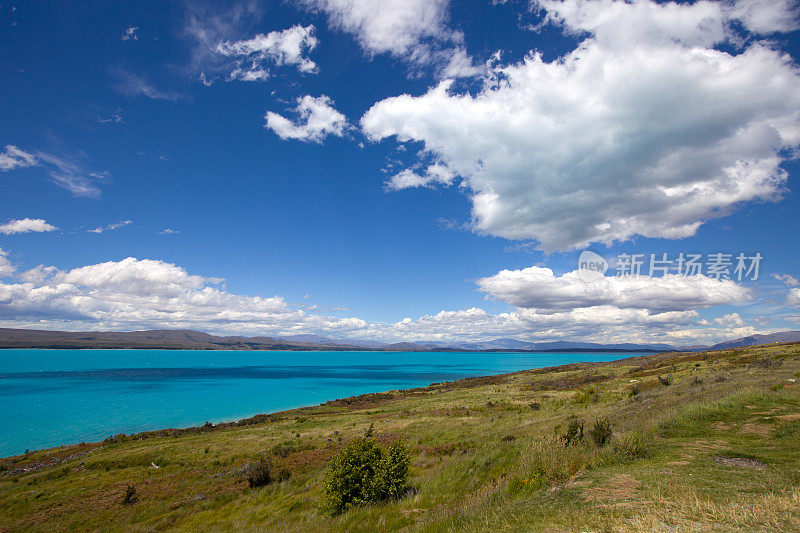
<box><xmin>324</xmin><ymin>437</ymin><xmax>410</xmax><ymax>514</ymax></box>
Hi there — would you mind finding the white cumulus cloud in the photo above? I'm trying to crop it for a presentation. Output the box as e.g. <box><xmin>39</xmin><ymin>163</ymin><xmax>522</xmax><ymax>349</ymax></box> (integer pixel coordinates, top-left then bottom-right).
<box><xmin>0</xmin><ymin>257</ymin><xmax>366</xmax><ymax>336</ymax></box>
<box><xmin>298</xmin><ymin>0</ymin><xmax>481</xmax><ymax>77</ymax></box>
<box><xmin>0</xmin><ymin>218</ymin><xmax>58</xmax><ymax>235</ymax></box>
<box><xmin>265</xmin><ymin>95</ymin><xmax>349</xmax><ymax>143</ymax></box>
<box><xmin>217</xmin><ymin>24</ymin><xmax>319</xmax><ymax>81</ymax></box>
<box><xmin>477</xmin><ymin>266</ymin><xmax>751</xmax><ymax>313</ymax></box>
<box><xmin>385</xmin><ymin>163</ymin><xmax>455</xmax><ymax>191</ymax></box>
<box><xmin>362</xmin><ymin>0</ymin><xmax>800</xmax><ymax>251</ymax></box>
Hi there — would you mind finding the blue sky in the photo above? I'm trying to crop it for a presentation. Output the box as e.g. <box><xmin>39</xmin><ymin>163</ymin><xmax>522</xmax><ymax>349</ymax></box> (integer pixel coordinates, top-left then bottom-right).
<box><xmin>1</xmin><ymin>0</ymin><xmax>799</xmax><ymax>346</ymax></box>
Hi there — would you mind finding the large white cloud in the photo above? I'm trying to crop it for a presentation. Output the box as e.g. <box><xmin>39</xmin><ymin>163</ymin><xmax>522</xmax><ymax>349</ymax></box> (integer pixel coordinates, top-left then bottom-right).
<box><xmin>0</xmin><ymin>218</ymin><xmax>58</xmax><ymax>235</ymax></box>
<box><xmin>298</xmin><ymin>0</ymin><xmax>481</xmax><ymax>77</ymax></box>
<box><xmin>265</xmin><ymin>95</ymin><xmax>349</xmax><ymax>143</ymax></box>
<box><xmin>0</xmin><ymin>257</ymin><xmax>366</xmax><ymax>335</ymax></box>
<box><xmin>362</xmin><ymin>0</ymin><xmax>800</xmax><ymax>251</ymax></box>
<box><xmin>477</xmin><ymin>266</ymin><xmax>751</xmax><ymax>313</ymax></box>
<box><xmin>217</xmin><ymin>24</ymin><xmax>319</xmax><ymax>81</ymax></box>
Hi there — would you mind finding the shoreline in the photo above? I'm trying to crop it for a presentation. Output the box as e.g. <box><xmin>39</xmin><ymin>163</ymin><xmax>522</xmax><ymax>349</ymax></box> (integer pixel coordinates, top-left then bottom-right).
<box><xmin>0</xmin><ymin>349</ymin><xmax>671</xmax><ymax>463</ymax></box>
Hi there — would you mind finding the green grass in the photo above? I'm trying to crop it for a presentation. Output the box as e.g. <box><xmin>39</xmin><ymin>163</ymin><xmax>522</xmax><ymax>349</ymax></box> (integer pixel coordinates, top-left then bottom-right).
<box><xmin>1</xmin><ymin>343</ymin><xmax>800</xmax><ymax>531</ymax></box>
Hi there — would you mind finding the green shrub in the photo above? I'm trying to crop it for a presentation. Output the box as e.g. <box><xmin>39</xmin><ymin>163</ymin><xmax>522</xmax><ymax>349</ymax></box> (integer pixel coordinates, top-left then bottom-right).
<box><xmin>589</xmin><ymin>417</ymin><xmax>613</xmax><ymax>447</ymax></box>
<box><xmin>658</xmin><ymin>374</ymin><xmax>673</xmax><ymax>386</ymax></box>
<box><xmin>323</xmin><ymin>437</ymin><xmax>410</xmax><ymax>515</ymax></box>
<box><xmin>561</xmin><ymin>418</ymin><xmax>584</xmax><ymax>446</ymax></box>
<box><xmin>613</xmin><ymin>430</ymin><xmax>651</xmax><ymax>460</ymax></box>
<box><xmin>573</xmin><ymin>388</ymin><xmax>596</xmax><ymax>404</ymax></box>
<box><xmin>246</xmin><ymin>457</ymin><xmax>273</xmax><ymax>488</ymax></box>
<box><xmin>122</xmin><ymin>484</ymin><xmax>137</xmax><ymax>505</ymax></box>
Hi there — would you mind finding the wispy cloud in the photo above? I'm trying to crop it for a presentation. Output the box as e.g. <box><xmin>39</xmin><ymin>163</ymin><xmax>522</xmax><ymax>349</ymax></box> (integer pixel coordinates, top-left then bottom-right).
<box><xmin>0</xmin><ymin>218</ymin><xmax>58</xmax><ymax>235</ymax></box>
<box><xmin>159</xmin><ymin>228</ymin><xmax>179</xmax><ymax>235</ymax></box>
<box><xmin>774</xmin><ymin>274</ymin><xmax>800</xmax><ymax>287</ymax></box>
<box><xmin>122</xmin><ymin>26</ymin><xmax>138</xmax><ymax>41</ymax></box>
<box><xmin>96</xmin><ymin>110</ymin><xmax>124</xmax><ymax>124</ymax></box>
<box><xmin>34</xmin><ymin>152</ymin><xmax>108</xmax><ymax>198</ymax></box>
<box><xmin>88</xmin><ymin>220</ymin><xmax>132</xmax><ymax>234</ymax></box>
<box><xmin>111</xmin><ymin>67</ymin><xmax>183</xmax><ymax>101</ymax></box>
<box><xmin>0</xmin><ymin>145</ymin><xmax>37</xmax><ymax>171</ymax></box>
<box><xmin>182</xmin><ymin>1</ymin><xmax>264</xmax><ymax>80</ymax></box>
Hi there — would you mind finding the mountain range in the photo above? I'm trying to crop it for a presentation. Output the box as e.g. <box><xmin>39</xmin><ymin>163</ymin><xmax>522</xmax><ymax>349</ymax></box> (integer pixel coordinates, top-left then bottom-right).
<box><xmin>1</xmin><ymin>328</ymin><xmax>798</xmax><ymax>352</ymax></box>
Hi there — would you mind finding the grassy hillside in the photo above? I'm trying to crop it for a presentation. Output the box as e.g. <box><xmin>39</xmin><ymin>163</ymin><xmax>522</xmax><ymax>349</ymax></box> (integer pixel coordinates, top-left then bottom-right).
<box><xmin>2</xmin><ymin>344</ymin><xmax>799</xmax><ymax>531</ymax></box>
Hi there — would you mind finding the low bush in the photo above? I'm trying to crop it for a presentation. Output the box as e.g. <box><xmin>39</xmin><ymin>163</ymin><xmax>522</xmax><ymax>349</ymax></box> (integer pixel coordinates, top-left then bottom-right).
<box><xmin>589</xmin><ymin>417</ymin><xmax>613</xmax><ymax>447</ymax></box>
<box><xmin>246</xmin><ymin>457</ymin><xmax>273</xmax><ymax>488</ymax></box>
<box><xmin>561</xmin><ymin>417</ymin><xmax>584</xmax><ymax>446</ymax></box>
<box><xmin>658</xmin><ymin>374</ymin><xmax>673</xmax><ymax>386</ymax></box>
<box><xmin>573</xmin><ymin>388</ymin><xmax>597</xmax><ymax>404</ymax></box>
<box><xmin>613</xmin><ymin>430</ymin><xmax>651</xmax><ymax>460</ymax></box>
<box><xmin>323</xmin><ymin>437</ymin><xmax>410</xmax><ymax>514</ymax></box>
<box><xmin>122</xmin><ymin>484</ymin><xmax>137</xmax><ymax>505</ymax></box>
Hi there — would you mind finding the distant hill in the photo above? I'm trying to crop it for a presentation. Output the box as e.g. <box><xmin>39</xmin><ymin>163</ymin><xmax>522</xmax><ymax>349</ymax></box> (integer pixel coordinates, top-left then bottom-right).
<box><xmin>0</xmin><ymin>328</ymin><xmax>363</xmax><ymax>351</ymax></box>
<box><xmin>8</xmin><ymin>327</ymin><xmax>796</xmax><ymax>353</ymax></box>
<box><xmin>450</xmin><ymin>338</ymin><xmax>674</xmax><ymax>352</ymax></box>
<box><xmin>276</xmin><ymin>334</ymin><xmax>387</xmax><ymax>349</ymax></box>
<box><xmin>708</xmin><ymin>331</ymin><xmax>800</xmax><ymax>350</ymax></box>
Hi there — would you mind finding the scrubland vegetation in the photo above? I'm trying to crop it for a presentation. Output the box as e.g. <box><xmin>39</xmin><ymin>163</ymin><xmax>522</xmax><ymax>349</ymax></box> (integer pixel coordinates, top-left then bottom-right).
<box><xmin>2</xmin><ymin>343</ymin><xmax>800</xmax><ymax>531</ymax></box>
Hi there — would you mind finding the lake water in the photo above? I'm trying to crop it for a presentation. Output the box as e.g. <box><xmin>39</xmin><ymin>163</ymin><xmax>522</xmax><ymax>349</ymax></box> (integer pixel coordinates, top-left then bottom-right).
<box><xmin>0</xmin><ymin>349</ymin><xmax>640</xmax><ymax>457</ymax></box>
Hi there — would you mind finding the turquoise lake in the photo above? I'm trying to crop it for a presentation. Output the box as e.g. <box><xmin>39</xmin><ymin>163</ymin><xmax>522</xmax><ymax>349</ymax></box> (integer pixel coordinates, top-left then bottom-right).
<box><xmin>0</xmin><ymin>349</ymin><xmax>641</xmax><ymax>457</ymax></box>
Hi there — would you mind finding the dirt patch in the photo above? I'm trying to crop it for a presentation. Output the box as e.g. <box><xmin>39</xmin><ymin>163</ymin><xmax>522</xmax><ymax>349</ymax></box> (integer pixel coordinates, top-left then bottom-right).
<box><xmin>686</xmin><ymin>440</ymin><xmax>728</xmax><ymax>453</ymax></box>
<box><xmin>740</xmin><ymin>423</ymin><xmax>771</xmax><ymax>437</ymax></box>
<box><xmin>665</xmin><ymin>460</ymin><xmax>690</xmax><ymax>466</ymax></box>
<box><xmin>582</xmin><ymin>474</ymin><xmax>640</xmax><ymax>504</ymax></box>
<box><xmin>710</xmin><ymin>456</ymin><xmax>767</xmax><ymax>470</ymax></box>
<box><xmin>711</xmin><ymin>422</ymin><xmax>732</xmax><ymax>431</ymax></box>
<box><xmin>776</xmin><ymin>413</ymin><xmax>800</xmax><ymax>422</ymax></box>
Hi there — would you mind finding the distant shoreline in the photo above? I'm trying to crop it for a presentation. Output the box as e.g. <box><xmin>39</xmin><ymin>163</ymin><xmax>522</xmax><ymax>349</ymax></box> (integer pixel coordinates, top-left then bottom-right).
<box><xmin>0</xmin><ymin>346</ymin><xmax>659</xmax><ymax>353</ymax></box>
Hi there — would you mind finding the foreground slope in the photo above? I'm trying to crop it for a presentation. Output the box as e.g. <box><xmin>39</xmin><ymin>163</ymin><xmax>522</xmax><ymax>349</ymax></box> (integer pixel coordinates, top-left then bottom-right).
<box><xmin>1</xmin><ymin>343</ymin><xmax>799</xmax><ymax>531</ymax></box>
